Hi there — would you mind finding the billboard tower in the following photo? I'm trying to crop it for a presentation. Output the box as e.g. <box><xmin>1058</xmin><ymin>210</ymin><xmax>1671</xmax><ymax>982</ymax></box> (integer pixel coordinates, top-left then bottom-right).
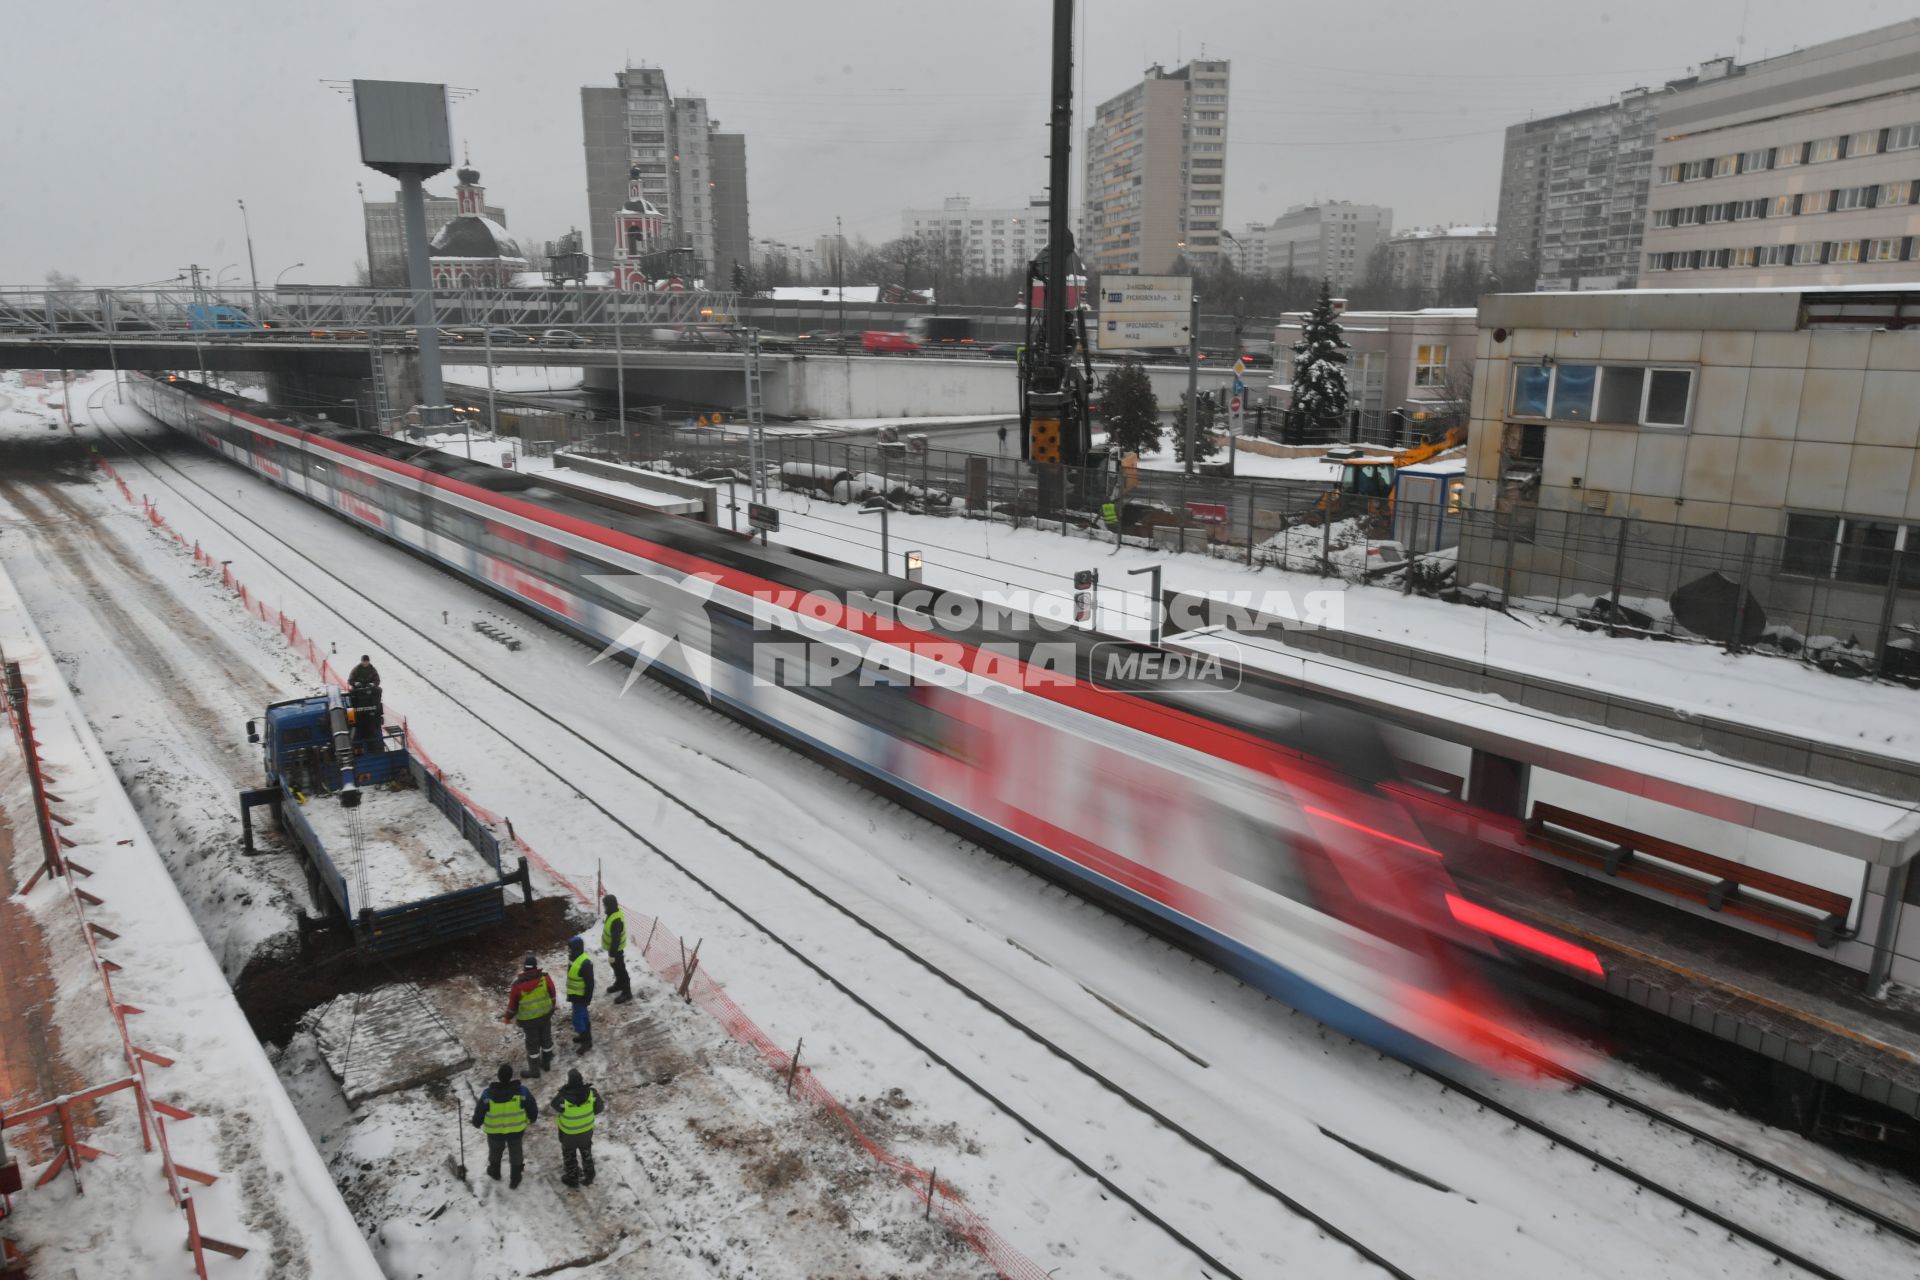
<box><xmin>352</xmin><ymin>79</ymin><xmax>455</xmax><ymax>427</ymax></box>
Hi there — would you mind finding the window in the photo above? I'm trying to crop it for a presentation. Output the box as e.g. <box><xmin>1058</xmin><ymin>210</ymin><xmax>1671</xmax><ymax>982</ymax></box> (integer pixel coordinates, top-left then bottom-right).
<box><xmin>1740</xmin><ymin>147</ymin><xmax>1772</xmax><ymax>172</ymax></box>
<box><xmin>1889</xmin><ymin>124</ymin><xmax>1920</xmax><ymax>152</ymax></box>
<box><xmin>1770</xmin><ymin>194</ymin><xmax>1798</xmax><ymax>217</ymax></box>
<box><xmin>1704</xmin><ymin>202</ymin><xmax>1731</xmax><ymax>224</ymax></box>
<box><xmin>1758</xmin><ymin>244</ymin><xmax>1794</xmax><ymax>266</ymax></box>
<box><xmin>1840</xmin><ymin>520</ymin><xmax>1900</xmax><ymax>584</ymax></box>
<box><xmin>1845</xmin><ymin>130</ymin><xmax>1879</xmax><ymax>158</ymax></box>
<box><xmin>1652</xmin><ymin>208</ymin><xmax>1676</xmax><ymax>228</ymax></box>
<box><xmin>1414</xmin><ymin>344</ymin><xmax>1449</xmax><ymax>387</ymax></box>
<box><xmin>1510</xmin><ymin>363</ymin><xmax>1694</xmax><ymax>428</ymax></box>
<box><xmin>1835</xmin><ymin>185</ymin><xmax>1875</xmax><ymax>211</ymax></box>
<box><xmin>1657</xmin><ymin>164</ymin><xmax>1679</xmax><ymax>185</ymax></box>
<box><xmin>1731</xmin><ymin>197</ymin><xmax>1767</xmax><ymax>220</ymax></box>
<box><xmin>1782</xmin><ymin>514</ymin><xmax>1842</xmax><ymax>577</ymax></box>
<box><xmin>1713</xmin><ymin>155</ymin><xmax>1739</xmax><ymax>177</ymax></box>
<box><xmin>1798</xmin><ymin>189</ymin><xmax>1831</xmax><ymax>215</ymax></box>
<box><xmin>1829</xmin><ymin>239</ymin><xmax>1863</xmax><ymax>264</ymax></box>
<box><xmin>1775</xmin><ymin>143</ymin><xmax>1805</xmax><ymax>168</ymax></box>
<box><xmin>1674</xmin><ymin>205</ymin><xmax>1701</xmax><ymax>226</ymax></box>
<box><xmin>1645</xmin><ymin>252</ymin><xmax>1669</xmax><ymax>272</ymax></box>
<box><xmin>1869</xmin><ymin>237</ymin><xmax>1904</xmax><ymax>262</ymax></box>
<box><xmin>1808</xmin><ymin>136</ymin><xmax>1842</xmax><ymax>163</ymax></box>
<box><xmin>1794</xmin><ymin>241</ymin><xmax>1826</xmax><ymax>265</ymax></box>
<box><xmin>1881</xmin><ymin>181</ymin><xmax>1914</xmax><ymax>207</ymax></box>
<box><xmin>1682</xmin><ymin>159</ymin><xmax>1712</xmax><ymax>181</ymax></box>
<box><xmin>1731</xmin><ymin>246</ymin><xmax>1758</xmax><ymax>268</ymax></box>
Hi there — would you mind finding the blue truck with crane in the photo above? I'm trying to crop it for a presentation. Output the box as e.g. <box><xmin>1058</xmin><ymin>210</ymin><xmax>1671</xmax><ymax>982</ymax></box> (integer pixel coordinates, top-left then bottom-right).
<box><xmin>238</xmin><ymin>683</ymin><xmax>531</xmax><ymax>957</ymax></box>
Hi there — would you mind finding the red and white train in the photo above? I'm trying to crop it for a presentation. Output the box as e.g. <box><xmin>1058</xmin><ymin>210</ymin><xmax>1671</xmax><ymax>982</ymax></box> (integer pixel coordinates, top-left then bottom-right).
<box><xmin>129</xmin><ymin>372</ymin><xmax>1599</xmax><ymax>1074</ymax></box>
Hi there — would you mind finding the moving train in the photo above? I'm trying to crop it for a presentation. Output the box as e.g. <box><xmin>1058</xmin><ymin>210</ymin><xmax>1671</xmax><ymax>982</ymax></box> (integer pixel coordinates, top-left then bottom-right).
<box><xmin>127</xmin><ymin>373</ymin><xmax>1598</xmax><ymax>1075</ymax></box>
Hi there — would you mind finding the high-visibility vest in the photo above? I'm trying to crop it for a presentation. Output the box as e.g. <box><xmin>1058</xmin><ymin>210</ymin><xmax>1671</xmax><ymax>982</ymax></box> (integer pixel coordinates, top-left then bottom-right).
<box><xmin>567</xmin><ymin>952</ymin><xmax>590</xmax><ymax>998</ymax></box>
<box><xmin>514</xmin><ymin>975</ymin><xmax>553</xmax><ymax>1021</ymax></box>
<box><xmin>556</xmin><ymin>1090</ymin><xmax>599</xmax><ymax>1136</ymax></box>
<box><xmin>483</xmin><ymin>1094</ymin><xmax>529</xmax><ymax>1135</ymax></box>
<box><xmin>601</xmin><ymin>908</ymin><xmax>626</xmax><ymax>954</ymax></box>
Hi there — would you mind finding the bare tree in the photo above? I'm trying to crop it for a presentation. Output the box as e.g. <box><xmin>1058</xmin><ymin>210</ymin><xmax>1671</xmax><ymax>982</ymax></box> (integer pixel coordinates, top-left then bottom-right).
<box><xmin>881</xmin><ymin>236</ymin><xmax>928</xmax><ymax>294</ymax></box>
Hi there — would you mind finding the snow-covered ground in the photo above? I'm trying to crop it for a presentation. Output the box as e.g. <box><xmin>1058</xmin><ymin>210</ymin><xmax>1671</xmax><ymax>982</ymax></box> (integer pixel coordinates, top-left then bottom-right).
<box><xmin>11</xmin><ymin>370</ymin><xmax>1912</xmax><ymax>1279</ymax></box>
<box><xmin>443</xmin><ymin>364</ymin><xmax>583</xmax><ymax>392</ymax></box>
<box><xmin>0</xmin><ymin>522</ymin><xmax>378</xmax><ymax>1277</ymax></box>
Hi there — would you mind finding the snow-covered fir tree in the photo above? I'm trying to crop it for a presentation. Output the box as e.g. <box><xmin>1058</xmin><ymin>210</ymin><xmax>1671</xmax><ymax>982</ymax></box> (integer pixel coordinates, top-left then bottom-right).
<box><xmin>1289</xmin><ymin>280</ymin><xmax>1351</xmax><ymax>425</ymax></box>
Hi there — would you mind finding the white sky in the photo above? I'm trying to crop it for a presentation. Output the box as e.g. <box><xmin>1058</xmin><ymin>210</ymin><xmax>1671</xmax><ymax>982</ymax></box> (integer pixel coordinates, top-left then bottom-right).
<box><xmin>0</xmin><ymin>0</ymin><xmax>1907</xmax><ymax>284</ymax></box>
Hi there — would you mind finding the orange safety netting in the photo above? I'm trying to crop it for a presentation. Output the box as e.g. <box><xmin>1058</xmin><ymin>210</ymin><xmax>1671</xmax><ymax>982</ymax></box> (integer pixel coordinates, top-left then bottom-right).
<box><xmin>92</xmin><ymin>453</ymin><xmax>1052</xmax><ymax>1280</ymax></box>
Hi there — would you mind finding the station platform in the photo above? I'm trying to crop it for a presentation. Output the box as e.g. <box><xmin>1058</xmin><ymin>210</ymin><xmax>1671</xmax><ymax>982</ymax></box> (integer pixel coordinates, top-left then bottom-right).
<box><xmin>1473</xmin><ymin>860</ymin><xmax>1920</xmax><ymax>1121</ymax></box>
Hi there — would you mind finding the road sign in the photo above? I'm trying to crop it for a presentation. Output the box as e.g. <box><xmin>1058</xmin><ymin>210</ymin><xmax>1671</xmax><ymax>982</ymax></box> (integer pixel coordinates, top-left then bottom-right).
<box><xmin>1186</xmin><ymin>501</ymin><xmax>1229</xmax><ymax>525</ymax></box>
<box><xmin>1097</xmin><ymin>274</ymin><xmax>1192</xmax><ymax>352</ymax></box>
<box><xmin>748</xmin><ymin>502</ymin><xmax>780</xmax><ymax>533</ymax></box>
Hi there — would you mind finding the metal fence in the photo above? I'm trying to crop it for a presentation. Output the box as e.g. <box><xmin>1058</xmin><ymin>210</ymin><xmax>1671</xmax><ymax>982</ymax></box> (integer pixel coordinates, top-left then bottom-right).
<box><xmin>477</xmin><ymin>402</ymin><xmax>1919</xmax><ymax>678</ymax></box>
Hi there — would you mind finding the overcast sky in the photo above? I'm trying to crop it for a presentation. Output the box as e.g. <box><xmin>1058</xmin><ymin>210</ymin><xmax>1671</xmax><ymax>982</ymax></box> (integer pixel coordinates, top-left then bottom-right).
<box><xmin>2</xmin><ymin>0</ymin><xmax>1905</xmax><ymax>285</ymax></box>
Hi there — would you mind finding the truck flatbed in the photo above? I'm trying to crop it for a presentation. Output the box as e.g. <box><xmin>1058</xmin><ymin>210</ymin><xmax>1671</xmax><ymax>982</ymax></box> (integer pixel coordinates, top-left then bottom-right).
<box><xmin>296</xmin><ymin>781</ymin><xmax>497</xmax><ymax>911</ymax></box>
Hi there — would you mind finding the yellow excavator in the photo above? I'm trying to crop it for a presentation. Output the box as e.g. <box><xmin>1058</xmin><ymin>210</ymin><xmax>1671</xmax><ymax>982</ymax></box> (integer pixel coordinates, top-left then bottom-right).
<box><xmin>1322</xmin><ymin>423</ymin><xmax>1466</xmax><ymax>518</ymax></box>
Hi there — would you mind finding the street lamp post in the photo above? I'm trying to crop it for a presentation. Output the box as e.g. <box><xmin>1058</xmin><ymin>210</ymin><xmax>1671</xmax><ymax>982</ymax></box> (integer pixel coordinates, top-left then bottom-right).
<box><xmin>274</xmin><ymin>262</ymin><xmax>306</xmax><ymax>289</ymax></box>
<box><xmin>238</xmin><ymin>199</ymin><xmax>262</xmax><ymax>322</ymax></box>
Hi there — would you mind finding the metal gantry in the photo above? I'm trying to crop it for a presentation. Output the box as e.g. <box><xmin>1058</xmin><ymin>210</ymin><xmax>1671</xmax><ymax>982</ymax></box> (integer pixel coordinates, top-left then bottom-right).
<box><xmin>0</xmin><ymin>284</ymin><xmax>739</xmax><ymax>337</ymax></box>
<box><xmin>743</xmin><ymin>326</ymin><xmax>767</xmax><ymax>504</ymax></box>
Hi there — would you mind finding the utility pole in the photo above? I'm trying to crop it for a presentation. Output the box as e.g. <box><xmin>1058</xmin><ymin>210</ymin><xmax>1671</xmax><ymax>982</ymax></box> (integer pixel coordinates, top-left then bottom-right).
<box><xmin>238</xmin><ymin>198</ymin><xmax>262</xmax><ymax>321</ymax></box>
<box><xmin>835</xmin><ymin>214</ymin><xmax>846</xmax><ymax>349</ymax></box>
<box><xmin>615</xmin><ymin>294</ymin><xmax>628</xmax><ymax>462</ymax></box>
<box><xmin>1183</xmin><ymin>292</ymin><xmax>1199</xmax><ymax>475</ymax></box>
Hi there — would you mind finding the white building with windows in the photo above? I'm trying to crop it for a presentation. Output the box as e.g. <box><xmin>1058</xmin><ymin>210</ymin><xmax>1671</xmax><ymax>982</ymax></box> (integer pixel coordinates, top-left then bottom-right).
<box><xmin>1464</xmin><ymin>285</ymin><xmax>1920</xmax><ymax>642</ymax></box>
<box><xmin>902</xmin><ymin>196</ymin><xmax>1053</xmax><ymax>277</ymax></box>
<box><xmin>1641</xmin><ymin>21</ymin><xmax>1920</xmax><ymax>286</ymax></box>
<box><xmin>1261</xmin><ymin>202</ymin><xmax>1392</xmax><ymax>291</ymax></box>
<box><xmin>1388</xmin><ymin>225</ymin><xmax>1497</xmax><ymax>294</ymax></box>
<box><xmin>1273</xmin><ymin>308</ymin><xmax>1477</xmax><ymax>422</ymax></box>
<box><xmin>1082</xmin><ymin>59</ymin><xmax>1230</xmax><ymax>275</ymax></box>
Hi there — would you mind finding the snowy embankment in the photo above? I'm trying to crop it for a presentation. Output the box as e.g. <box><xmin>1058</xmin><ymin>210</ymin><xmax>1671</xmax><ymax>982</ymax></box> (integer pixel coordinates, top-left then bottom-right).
<box><xmin>0</xmin><ymin>550</ymin><xmax>378</xmax><ymax>1278</ymax></box>
<box><xmin>47</xmin><ymin>369</ymin><xmax>1920</xmax><ymax>1280</ymax></box>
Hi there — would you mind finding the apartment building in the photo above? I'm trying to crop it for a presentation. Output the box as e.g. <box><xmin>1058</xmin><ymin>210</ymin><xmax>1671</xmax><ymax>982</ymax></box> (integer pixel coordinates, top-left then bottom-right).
<box><xmin>1496</xmin><ymin>87</ymin><xmax>1666</xmax><ymax>290</ymax></box>
<box><xmin>902</xmin><ymin>196</ymin><xmax>1053</xmax><ymax>277</ymax></box>
<box><xmin>1082</xmin><ymin>59</ymin><xmax>1230</xmax><ymax>275</ymax></box>
<box><xmin>1388</xmin><ymin>225</ymin><xmax>1497</xmax><ymax>295</ymax></box>
<box><xmin>1641</xmin><ymin>22</ymin><xmax>1920</xmax><ymax>286</ymax></box>
<box><xmin>1261</xmin><ymin>202</ymin><xmax>1391</xmax><ymax>292</ymax></box>
<box><xmin>580</xmin><ymin>66</ymin><xmax>749</xmax><ymax>282</ymax></box>
<box><xmin>1225</xmin><ymin>222</ymin><xmax>1268</xmax><ymax>276</ymax></box>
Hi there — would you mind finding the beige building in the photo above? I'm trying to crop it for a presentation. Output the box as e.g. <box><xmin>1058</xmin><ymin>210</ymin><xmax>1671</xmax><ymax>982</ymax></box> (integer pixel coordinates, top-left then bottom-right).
<box><xmin>1274</xmin><ymin>308</ymin><xmax>1478</xmax><ymax>424</ymax></box>
<box><xmin>1643</xmin><ymin>21</ymin><xmax>1920</xmax><ymax>287</ymax></box>
<box><xmin>1083</xmin><ymin>59</ymin><xmax>1230</xmax><ymax>275</ymax></box>
<box><xmin>1262</xmin><ymin>202</ymin><xmax>1391</xmax><ymax>292</ymax></box>
<box><xmin>1388</xmin><ymin>226</ymin><xmax>1497</xmax><ymax>295</ymax></box>
<box><xmin>1462</xmin><ymin>285</ymin><xmax>1920</xmax><ymax>643</ymax></box>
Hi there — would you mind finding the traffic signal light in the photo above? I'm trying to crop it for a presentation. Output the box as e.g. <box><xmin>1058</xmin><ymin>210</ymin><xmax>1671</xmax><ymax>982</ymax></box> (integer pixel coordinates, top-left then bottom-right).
<box><xmin>1072</xmin><ymin>569</ymin><xmax>1098</xmax><ymax>591</ymax></box>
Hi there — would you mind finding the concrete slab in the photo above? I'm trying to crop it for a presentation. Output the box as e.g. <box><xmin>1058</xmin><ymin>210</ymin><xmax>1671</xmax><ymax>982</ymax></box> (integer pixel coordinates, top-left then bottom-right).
<box><xmin>310</xmin><ymin>983</ymin><xmax>473</xmax><ymax>1105</ymax></box>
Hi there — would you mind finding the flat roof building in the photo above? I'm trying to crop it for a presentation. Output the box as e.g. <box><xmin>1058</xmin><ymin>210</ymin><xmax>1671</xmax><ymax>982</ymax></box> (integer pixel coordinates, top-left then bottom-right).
<box><xmin>1261</xmin><ymin>202</ymin><xmax>1391</xmax><ymax>293</ymax></box>
<box><xmin>1641</xmin><ymin>21</ymin><xmax>1920</xmax><ymax>287</ymax></box>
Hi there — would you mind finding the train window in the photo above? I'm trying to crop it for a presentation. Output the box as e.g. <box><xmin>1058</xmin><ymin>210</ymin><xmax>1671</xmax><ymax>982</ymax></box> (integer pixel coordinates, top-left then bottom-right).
<box><xmin>1217</xmin><ymin>812</ymin><xmax>1314</xmax><ymax>905</ymax></box>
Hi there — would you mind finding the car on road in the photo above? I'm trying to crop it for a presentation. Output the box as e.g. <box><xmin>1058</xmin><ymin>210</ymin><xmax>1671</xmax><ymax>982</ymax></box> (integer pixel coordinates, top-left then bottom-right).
<box><xmin>487</xmin><ymin>326</ymin><xmax>533</xmax><ymax>344</ymax></box>
<box><xmin>540</xmin><ymin>328</ymin><xmax>586</xmax><ymax>346</ymax></box>
<box><xmin>861</xmin><ymin>330</ymin><xmax>920</xmax><ymax>355</ymax></box>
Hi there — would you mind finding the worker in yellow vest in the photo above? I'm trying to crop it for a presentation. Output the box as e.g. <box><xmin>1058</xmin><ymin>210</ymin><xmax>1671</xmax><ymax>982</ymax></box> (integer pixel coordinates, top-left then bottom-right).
<box><xmin>548</xmin><ymin>1067</ymin><xmax>606</xmax><ymax>1188</ymax></box>
<box><xmin>602</xmin><ymin>894</ymin><xmax>632</xmax><ymax>1004</ymax></box>
<box><xmin>501</xmin><ymin>956</ymin><xmax>556</xmax><ymax>1078</ymax></box>
<box><xmin>565</xmin><ymin>936</ymin><xmax>595</xmax><ymax>1052</ymax></box>
<box><xmin>470</xmin><ymin>1064</ymin><xmax>538</xmax><ymax>1188</ymax></box>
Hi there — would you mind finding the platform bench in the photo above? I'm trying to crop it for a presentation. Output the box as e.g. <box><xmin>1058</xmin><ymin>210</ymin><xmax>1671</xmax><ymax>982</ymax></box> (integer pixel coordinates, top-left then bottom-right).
<box><xmin>1524</xmin><ymin>802</ymin><xmax>1851</xmax><ymax>948</ymax></box>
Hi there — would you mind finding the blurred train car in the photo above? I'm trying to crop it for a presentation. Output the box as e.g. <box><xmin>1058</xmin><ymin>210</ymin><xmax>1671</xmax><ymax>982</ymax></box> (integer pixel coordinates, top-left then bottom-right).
<box><xmin>128</xmin><ymin>372</ymin><xmax>1600</xmax><ymax>1075</ymax></box>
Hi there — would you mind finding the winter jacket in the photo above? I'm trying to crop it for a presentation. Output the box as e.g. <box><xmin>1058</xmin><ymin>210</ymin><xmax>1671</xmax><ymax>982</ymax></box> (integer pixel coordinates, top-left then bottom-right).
<box><xmin>548</xmin><ymin>1079</ymin><xmax>607</xmax><ymax>1126</ymax></box>
<box><xmin>470</xmin><ymin>1079</ymin><xmax>537</xmax><ymax>1130</ymax></box>
<box><xmin>565</xmin><ymin>939</ymin><xmax>595</xmax><ymax>1003</ymax></box>
<box><xmin>348</xmin><ymin>661</ymin><xmax>380</xmax><ymax>687</ymax></box>
<box><xmin>505</xmin><ymin>969</ymin><xmax>556</xmax><ymax>1021</ymax></box>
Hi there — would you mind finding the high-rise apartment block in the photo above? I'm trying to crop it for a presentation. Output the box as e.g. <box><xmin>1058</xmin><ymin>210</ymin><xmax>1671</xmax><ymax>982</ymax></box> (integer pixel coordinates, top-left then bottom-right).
<box><xmin>1640</xmin><ymin>21</ymin><xmax>1920</xmax><ymax>286</ymax></box>
<box><xmin>1388</xmin><ymin>225</ymin><xmax>1497</xmax><ymax>294</ymax></box>
<box><xmin>1261</xmin><ymin>202</ymin><xmax>1392</xmax><ymax>293</ymax></box>
<box><xmin>581</xmin><ymin>66</ymin><xmax>749</xmax><ymax>284</ymax></box>
<box><xmin>902</xmin><ymin>196</ymin><xmax>1054</xmax><ymax>277</ymax></box>
<box><xmin>1083</xmin><ymin>59</ymin><xmax>1230</xmax><ymax>275</ymax></box>
<box><xmin>1495</xmin><ymin>87</ymin><xmax>1665</xmax><ymax>290</ymax></box>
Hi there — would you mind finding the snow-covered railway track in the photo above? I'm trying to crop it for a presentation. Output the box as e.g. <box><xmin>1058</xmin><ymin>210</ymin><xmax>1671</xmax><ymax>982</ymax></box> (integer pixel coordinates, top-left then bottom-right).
<box><xmin>79</xmin><ymin>393</ymin><xmax>1920</xmax><ymax>1280</ymax></box>
<box><xmin>83</xmin><ymin>398</ymin><xmax>1411</xmax><ymax>1280</ymax></box>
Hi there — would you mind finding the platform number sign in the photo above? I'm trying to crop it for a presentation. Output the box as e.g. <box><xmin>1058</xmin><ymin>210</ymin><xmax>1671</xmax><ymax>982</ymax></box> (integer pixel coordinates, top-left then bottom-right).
<box><xmin>748</xmin><ymin>502</ymin><xmax>780</xmax><ymax>534</ymax></box>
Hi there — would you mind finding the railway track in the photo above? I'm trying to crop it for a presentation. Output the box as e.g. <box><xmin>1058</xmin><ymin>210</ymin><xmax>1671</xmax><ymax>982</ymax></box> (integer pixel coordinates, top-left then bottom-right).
<box><xmin>82</xmin><ymin>388</ymin><xmax>1919</xmax><ymax>1280</ymax></box>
